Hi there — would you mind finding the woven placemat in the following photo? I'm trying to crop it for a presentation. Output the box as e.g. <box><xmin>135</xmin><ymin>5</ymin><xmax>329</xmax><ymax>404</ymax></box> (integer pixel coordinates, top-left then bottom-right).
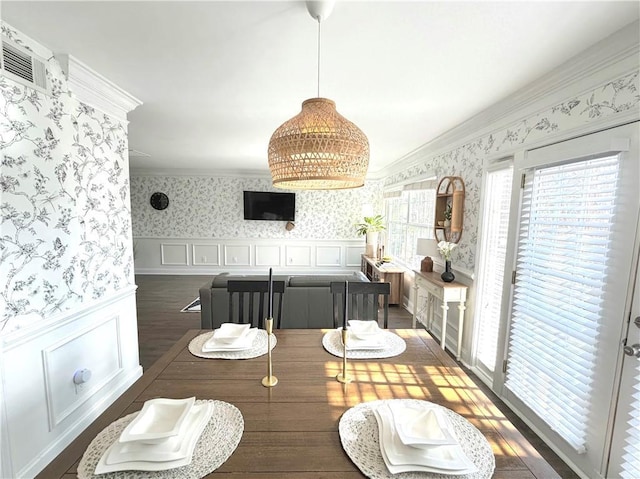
<box><xmin>339</xmin><ymin>399</ymin><xmax>495</xmax><ymax>479</ymax></box>
<box><xmin>78</xmin><ymin>399</ymin><xmax>243</xmax><ymax>478</ymax></box>
<box><xmin>189</xmin><ymin>330</ymin><xmax>276</xmax><ymax>359</ymax></box>
<box><xmin>322</xmin><ymin>329</ymin><xmax>406</xmax><ymax>359</ymax></box>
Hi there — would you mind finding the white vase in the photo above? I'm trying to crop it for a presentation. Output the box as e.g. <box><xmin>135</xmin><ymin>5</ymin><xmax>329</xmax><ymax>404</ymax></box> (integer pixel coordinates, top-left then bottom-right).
<box><xmin>365</xmin><ymin>231</ymin><xmax>379</xmax><ymax>258</ymax></box>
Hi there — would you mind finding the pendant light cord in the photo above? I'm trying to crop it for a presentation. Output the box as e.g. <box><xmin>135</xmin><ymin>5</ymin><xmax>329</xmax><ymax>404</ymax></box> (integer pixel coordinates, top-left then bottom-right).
<box><xmin>317</xmin><ymin>17</ymin><xmax>321</xmax><ymax>98</ymax></box>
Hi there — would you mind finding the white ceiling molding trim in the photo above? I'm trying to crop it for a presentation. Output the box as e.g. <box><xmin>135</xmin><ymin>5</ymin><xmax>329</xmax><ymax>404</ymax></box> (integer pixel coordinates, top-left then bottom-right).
<box><xmin>128</xmin><ymin>168</ymin><xmax>273</xmax><ymax>178</ymax></box>
<box><xmin>56</xmin><ymin>54</ymin><xmax>142</xmax><ymax>122</ymax></box>
<box><xmin>383</xmin><ymin>171</ymin><xmax>436</xmax><ymax>190</ymax></box>
<box><xmin>378</xmin><ymin>20</ymin><xmax>640</xmax><ymax>180</ymax></box>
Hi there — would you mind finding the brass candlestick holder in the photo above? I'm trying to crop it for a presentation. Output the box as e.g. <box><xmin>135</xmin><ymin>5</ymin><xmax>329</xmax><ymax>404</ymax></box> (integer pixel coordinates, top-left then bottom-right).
<box><xmin>336</xmin><ymin>328</ymin><xmax>352</xmax><ymax>384</ymax></box>
<box><xmin>261</xmin><ymin>317</ymin><xmax>278</xmax><ymax>387</ymax></box>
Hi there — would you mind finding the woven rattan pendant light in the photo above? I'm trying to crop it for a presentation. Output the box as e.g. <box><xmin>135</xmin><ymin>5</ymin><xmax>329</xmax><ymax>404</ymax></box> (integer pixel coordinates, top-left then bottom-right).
<box><xmin>268</xmin><ymin>1</ymin><xmax>369</xmax><ymax>190</ymax></box>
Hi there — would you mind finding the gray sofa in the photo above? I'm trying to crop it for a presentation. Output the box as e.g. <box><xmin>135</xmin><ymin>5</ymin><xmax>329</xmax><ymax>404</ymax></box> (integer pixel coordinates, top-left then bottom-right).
<box><xmin>199</xmin><ymin>272</ymin><xmax>369</xmax><ymax>329</ymax></box>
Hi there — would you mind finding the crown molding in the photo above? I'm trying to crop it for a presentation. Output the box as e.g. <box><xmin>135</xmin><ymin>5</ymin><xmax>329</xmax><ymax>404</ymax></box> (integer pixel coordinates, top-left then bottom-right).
<box><xmin>56</xmin><ymin>54</ymin><xmax>142</xmax><ymax>122</ymax></box>
<box><xmin>129</xmin><ymin>167</ymin><xmax>272</xmax><ymax>178</ymax></box>
<box><xmin>128</xmin><ymin>168</ymin><xmax>387</xmax><ymax>191</ymax></box>
<box><xmin>379</xmin><ymin>20</ymin><xmax>640</xmax><ymax>179</ymax></box>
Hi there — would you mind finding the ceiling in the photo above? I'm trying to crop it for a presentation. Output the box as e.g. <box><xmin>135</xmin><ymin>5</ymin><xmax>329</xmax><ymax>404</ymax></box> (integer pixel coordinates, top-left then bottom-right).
<box><xmin>3</xmin><ymin>1</ymin><xmax>638</xmax><ymax>178</ymax></box>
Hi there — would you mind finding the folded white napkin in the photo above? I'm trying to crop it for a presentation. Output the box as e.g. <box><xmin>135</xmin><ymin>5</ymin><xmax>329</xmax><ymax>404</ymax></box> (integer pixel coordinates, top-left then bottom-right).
<box><xmin>346</xmin><ymin>321</ymin><xmax>384</xmax><ymax>350</ymax></box>
<box><xmin>212</xmin><ymin>323</ymin><xmax>251</xmax><ymax>343</ymax></box>
<box><xmin>348</xmin><ymin>320</ymin><xmax>382</xmax><ymax>338</ymax></box>
<box><xmin>374</xmin><ymin>403</ymin><xmax>477</xmax><ymax>474</ymax></box>
<box><xmin>388</xmin><ymin>401</ymin><xmax>458</xmax><ymax>446</ymax></box>
<box><xmin>203</xmin><ymin>327</ymin><xmax>257</xmax><ymax>352</ymax></box>
<box><xmin>119</xmin><ymin>397</ymin><xmax>196</xmax><ymax>444</ymax></box>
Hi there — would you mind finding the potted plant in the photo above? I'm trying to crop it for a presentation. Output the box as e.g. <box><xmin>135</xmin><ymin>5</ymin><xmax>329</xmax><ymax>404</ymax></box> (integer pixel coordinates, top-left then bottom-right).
<box><xmin>443</xmin><ymin>203</ymin><xmax>452</xmax><ymax>228</ymax></box>
<box><xmin>355</xmin><ymin>215</ymin><xmax>386</xmax><ymax>258</ymax></box>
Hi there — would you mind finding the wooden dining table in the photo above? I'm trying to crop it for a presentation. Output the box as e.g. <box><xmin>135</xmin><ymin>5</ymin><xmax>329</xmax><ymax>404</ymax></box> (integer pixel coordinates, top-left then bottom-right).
<box><xmin>38</xmin><ymin>329</ymin><xmax>560</xmax><ymax>478</ymax></box>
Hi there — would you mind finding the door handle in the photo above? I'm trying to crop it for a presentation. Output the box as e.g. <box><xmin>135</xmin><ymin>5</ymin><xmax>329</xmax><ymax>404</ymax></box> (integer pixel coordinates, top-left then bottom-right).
<box><xmin>623</xmin><ymin>343</ymin><xmax>640</xmax><ymax>358</ymax></box>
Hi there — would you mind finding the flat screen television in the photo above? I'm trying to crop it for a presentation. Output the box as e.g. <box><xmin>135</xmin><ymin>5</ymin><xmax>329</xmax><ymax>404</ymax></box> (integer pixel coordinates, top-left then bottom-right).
<box><xmin>243</xmin><ymin>191</ymin><xmax>295</xmax><ymax>221</ymax></box>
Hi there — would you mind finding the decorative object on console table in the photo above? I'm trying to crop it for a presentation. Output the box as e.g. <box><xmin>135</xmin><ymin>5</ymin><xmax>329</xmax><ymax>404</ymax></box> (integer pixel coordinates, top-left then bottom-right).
<box><xmin>360</xmin><ymin>254</ymin><xmax>404</xmax><ymax>305</ymax></box>
<box><xmin>434</xmin><ymin>176</ymin><xmax>465</xmax><ymax>243</ymax></box>
<box><xmin>437</xmin><ymin>241</ymin><xmax>457</xmax><ymax>283</ymax></box>
<box><xmin>355</xmin><ymin>215</ymin><xmax>386</xmax><ymax>259</ymax></box>
<box><xmin>442</xmin><ymin>260</ymin><xmax>455</xmax><ymax>283</ymax></box>
<box><xmin>416</xmin><ymin>238</ymin><xmax>438</xmax><ymax>273</ymax></box>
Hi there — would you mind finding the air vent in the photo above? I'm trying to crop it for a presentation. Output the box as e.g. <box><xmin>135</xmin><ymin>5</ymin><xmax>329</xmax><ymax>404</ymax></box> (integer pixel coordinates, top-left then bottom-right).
<box><xmin>1</xmin><ymin>37</ymin><xmax>48</xmax><ymax>93</ymax></box>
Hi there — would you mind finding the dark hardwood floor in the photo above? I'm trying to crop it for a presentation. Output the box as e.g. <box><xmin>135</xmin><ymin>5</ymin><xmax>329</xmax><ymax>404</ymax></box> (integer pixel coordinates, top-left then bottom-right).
<box><xmin>134</xmin><ymin>274</ymin><xmax>578</xmax><ymax>479</ymax></box>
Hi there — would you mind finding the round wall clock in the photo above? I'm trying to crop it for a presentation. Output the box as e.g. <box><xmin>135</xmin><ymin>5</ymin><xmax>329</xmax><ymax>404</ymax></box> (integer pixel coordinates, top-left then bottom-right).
<box><xmin>150</xmin><ymin>192</ymin><xmax>169</xmax><ymax>210</ymax></box>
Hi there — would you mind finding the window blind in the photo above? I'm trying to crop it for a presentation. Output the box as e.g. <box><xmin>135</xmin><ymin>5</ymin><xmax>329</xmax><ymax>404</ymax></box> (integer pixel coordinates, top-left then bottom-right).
<box><xmin>621</xmin><ymin>361</ymin><xmax>640</xmax><ymax>478</ymax></box>
<box><xmin>475</xmin><ymin>166</ymin><xmax>512</xmax><ymax>372</ymax></box>
<box><xmin>505</xmin><ymin>155</ymin><xmax>620</xmax><ymax>453</ymax></box>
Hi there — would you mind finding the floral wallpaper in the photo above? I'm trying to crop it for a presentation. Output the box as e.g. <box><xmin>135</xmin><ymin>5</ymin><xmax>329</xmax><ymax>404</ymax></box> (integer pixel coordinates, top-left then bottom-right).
<box><xmin>385</xmin><ymin>71</ymin><xmax>640</xmax><ymax>272</ymax></box>
<box><xmin>130</xmin><ymin>175</ymin><xmax>383</xmax><ymax>240</ymax></box>
<box><xmin>130</xmin><ymin>71</ymin><xmax>638</xmax><ymax>273</ymax></box>
<box><xmin>0</xmin><ymin>24</ymin><xmax>134</xmax><ymax>334</ymax></box>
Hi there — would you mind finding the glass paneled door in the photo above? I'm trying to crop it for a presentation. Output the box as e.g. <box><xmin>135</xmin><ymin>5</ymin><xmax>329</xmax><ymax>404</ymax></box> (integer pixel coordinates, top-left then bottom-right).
<box><xmin>502</xmin><ymin>123</ymin><xmax>639</xmax><ymax>478</ymax></box>
<box><xmin>607</xmin><ymin>237</ymin><xmax>640</xmax><ymax>478</ymax></box>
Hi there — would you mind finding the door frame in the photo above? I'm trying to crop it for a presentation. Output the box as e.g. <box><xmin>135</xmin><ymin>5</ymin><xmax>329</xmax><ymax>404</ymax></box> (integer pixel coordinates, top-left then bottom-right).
<box><xmin>497</xmin><ymin>122</ymin><xmax>640</xmax><ymax>478</ymax></box>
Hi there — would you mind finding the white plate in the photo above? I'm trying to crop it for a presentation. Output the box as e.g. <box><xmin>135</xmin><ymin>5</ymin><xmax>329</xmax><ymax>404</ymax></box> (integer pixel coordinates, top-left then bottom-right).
<box><xmin>119</xmin><ymin>397</ymin><xmax>196</xmax><ymax>444</ymax></box>
<box><xmin>95</xmin><ymin>402</ymin><xmax>213</xmax><ymax>473</ymax></box>
<box><xmin>202</xmin><ymin>328</ymin><xmax>258</xmax><ymax>352</ymax></box>
<box><xmin>374</xmin><ymin>404</ymin><xmax>477</xmax><ymax>474</ymax></box>
<box><xmin>388</xmin><ymin>401</ymin><xmax>458</xmax><ymax>446</ymax></box>
<box><xmin>107</xmin><ymin>403</ymin><xmax>212</xmax><ymax>464</ymax></box>
<box><xmin>212</xmin><ymin>323</ymin><xmax>251</xmax><ymax>343</ymax></box>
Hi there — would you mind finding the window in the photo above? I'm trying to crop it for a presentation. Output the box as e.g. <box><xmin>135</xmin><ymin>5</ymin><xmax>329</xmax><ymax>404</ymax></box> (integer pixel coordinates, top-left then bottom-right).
<box><xmin>473</xmin><ymin>165</ymin><xmax>513</xmax><ymax>374</ymax></box>
<box><xmin>385</xmin><ymin>186</ymin><xmax>435</xmax><ymax>269</ymax></box>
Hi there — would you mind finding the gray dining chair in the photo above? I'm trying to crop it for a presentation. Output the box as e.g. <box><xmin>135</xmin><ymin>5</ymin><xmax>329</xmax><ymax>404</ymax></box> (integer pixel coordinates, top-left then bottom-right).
<box><xmin>330</xmin><ymin>281</ymin><xmax>391</xmax><ymax>329</ymax></box>
<box><xmin>226</xmin><ymin>280</ymin><xmax>286</xmax><ymax>329</ymax></box>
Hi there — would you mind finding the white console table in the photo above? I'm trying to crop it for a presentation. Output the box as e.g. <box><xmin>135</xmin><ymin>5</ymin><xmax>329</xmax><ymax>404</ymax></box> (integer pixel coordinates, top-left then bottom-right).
<box><xmin>412</xmin><ymin>270</ymin><xmax>468</xmax><ymax>360</ymax></box>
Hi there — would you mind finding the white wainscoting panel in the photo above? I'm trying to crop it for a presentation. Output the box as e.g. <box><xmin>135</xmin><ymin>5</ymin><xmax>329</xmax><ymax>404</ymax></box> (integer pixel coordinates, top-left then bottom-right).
<box><xmin>346</xmin><ymin>245</ymin><xmax>366</xmax><ymax>266</ymax></box>
<box><xmin>224</xmin><ymin>245</ymin><xmax>251</xmax><ymax>266</ymax></box>
<box><xmin>42</xmin><ymin>316</ymin><xmax>122</xmax><ymax>430</ymax></box>
<box><xmin>316</xmin><ymin>245</ymin><xmax>342</xmax><ymax>267</ymax></box>
<box><xmin>1</xmin><ymin>287</ymin><xmax>141</xmax><ymax>479</ymax></box>
<box><xmin>134</xmin><ymin>238</ymin><xmax>366</xmax><ymax>274</ymax></box>
<box><xmin>255</xmin><ymin>245</ymin><xmax>281</xmax><ymax>266</ymax></box>
<box><xmin>285</xmin><ymin>245</ymin><xmax>312</xmax><ymax>267</ymax></box>
<box><xmin>192</xmin><ymin>244</ymin><xmax>220</xmax><ymax>266</ymax></box>
<box><xmin>160</xmin><ymin>243</ymin><xmax>189</xmax><ymax>265</ymax></box>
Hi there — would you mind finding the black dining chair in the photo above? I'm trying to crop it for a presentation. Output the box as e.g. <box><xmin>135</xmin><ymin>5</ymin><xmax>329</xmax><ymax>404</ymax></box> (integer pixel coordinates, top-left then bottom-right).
<box><xmin>226</xmin><ymin>280</ymin><xmax>286</xmax><ymax>329</ymax></box>
<box><xmin>330</xmin><ymin>281</ymin><xmax>391</xmax><ymax>329</ymax></box>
